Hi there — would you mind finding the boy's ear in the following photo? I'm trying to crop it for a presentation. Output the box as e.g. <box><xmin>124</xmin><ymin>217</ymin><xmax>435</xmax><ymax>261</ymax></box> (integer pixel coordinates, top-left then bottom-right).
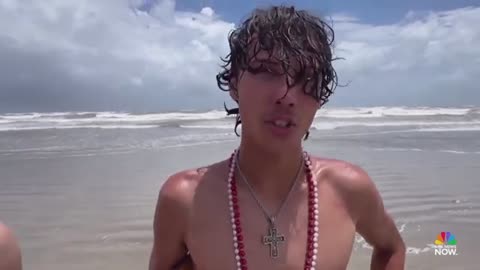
<box><xmin>229</xmin><ymin>90</ymin><xmax>239</xmax><ymax>103</ymax></box>
<box><xmin>229</xmin><ymin>77</ymin><xmax>239</xmax><ymax>103</ymax></box>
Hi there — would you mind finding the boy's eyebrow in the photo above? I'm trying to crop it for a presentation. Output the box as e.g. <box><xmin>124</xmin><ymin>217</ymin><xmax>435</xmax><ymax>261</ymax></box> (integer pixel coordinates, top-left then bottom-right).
<box><xmin>247</xmin><ymin>58</ymin><xmax>319</xmax><ymax>76</ymax></box>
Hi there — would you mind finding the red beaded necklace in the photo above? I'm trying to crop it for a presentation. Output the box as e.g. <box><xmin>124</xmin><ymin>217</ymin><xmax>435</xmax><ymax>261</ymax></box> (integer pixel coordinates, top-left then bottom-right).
<box><xmin>226</xmin><ymin>149</ymin><xmax>319</xmax><ymax>270</ymax></box>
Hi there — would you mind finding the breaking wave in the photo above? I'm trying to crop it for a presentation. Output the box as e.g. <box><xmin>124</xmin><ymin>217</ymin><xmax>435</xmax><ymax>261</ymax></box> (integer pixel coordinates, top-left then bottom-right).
<box><xmin>0</xmin><ymin>107</ymin><xmax>478</xmax><ymax>132</ymax></box>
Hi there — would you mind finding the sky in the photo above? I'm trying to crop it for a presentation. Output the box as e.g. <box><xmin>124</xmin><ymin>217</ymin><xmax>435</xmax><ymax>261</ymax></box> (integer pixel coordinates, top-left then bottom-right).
<box><xmin>0</xmin><ymin>0</ymin><xmax>479</xmax><ymax>113</ymax></box>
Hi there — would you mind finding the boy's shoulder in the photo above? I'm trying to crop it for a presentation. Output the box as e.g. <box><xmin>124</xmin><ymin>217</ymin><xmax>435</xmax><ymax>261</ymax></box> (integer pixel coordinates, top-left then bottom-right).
<box><xmin>310</xmin><ymin>155</ymin><xmax>379</xmax><ymax>219</ymax></box>
<box><xmin>158</xmin><ymin>158</ymin><xmax>229</xmax><ymax>205</ymax></box>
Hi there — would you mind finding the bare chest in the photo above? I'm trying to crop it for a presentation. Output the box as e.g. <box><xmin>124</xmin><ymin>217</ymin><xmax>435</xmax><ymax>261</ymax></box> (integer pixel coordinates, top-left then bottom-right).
<box><xmin>185</xmin><ymin>181</ymin><xmax>357</xmax><ymax>270</ymax></box>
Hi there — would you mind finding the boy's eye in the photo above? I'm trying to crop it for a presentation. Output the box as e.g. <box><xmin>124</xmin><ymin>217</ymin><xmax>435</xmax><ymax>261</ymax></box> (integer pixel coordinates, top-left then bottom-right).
<box><xmin>247</xmin><ymin>61</ymin><xmax>283</xmax><ymax>74</ymax></box>
<box><xmin>247</xmin><ymin>66</ymin><xmax>265</xmax><ymax>74</ymax></box>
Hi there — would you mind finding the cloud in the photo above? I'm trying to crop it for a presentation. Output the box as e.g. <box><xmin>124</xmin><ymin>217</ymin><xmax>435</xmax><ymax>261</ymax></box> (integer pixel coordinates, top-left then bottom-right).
<box><xmin>331</xmin><ymin>6</ymin><xmax>480</xmax><ymax>106</ymax></box>
<box><xmin>0</xmin><ymin>1</ymin><xmax>478</xmax><ymax>113</ymax></box>
<box><xmin>0</xmin><ymin>0</ymin><xmax>233</xmax><ymax>112</ymax></box>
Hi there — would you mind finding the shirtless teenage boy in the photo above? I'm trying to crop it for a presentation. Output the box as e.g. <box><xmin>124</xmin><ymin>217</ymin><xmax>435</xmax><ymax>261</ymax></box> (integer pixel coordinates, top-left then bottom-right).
<box><xmin>149</xmin><ymin>5</ymin><xmax>406</xmax><ymax>270</ymax></box>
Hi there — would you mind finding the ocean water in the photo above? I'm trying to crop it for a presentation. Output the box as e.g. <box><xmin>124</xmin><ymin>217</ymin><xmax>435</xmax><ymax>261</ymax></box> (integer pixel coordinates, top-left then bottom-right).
<box><xmin>0</xmin><ymin>106</ymin><xmax>479</xmax><ymax>269</ymax></box>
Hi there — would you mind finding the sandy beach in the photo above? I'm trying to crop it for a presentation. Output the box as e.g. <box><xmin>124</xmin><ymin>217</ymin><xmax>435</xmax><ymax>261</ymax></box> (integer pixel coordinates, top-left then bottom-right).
<box><xmin>0</xmin><ymin>107</ymin><xmax>479</xmax><ymax>269</ymax></box>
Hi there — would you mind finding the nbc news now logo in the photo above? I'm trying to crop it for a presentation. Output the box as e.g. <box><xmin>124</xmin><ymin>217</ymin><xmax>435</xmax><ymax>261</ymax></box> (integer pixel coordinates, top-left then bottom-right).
<box><xmin>433</xmin><ymin>231</ymin><xmax>458</xmax><ymax>256</ymax></box>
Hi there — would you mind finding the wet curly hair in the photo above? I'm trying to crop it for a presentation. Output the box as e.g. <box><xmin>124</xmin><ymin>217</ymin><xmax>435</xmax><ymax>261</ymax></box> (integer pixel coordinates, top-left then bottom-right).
<box><xmin>216</xmin><ymin>5</ymin><xmax>339</xmax><ymax>140</ymax></box>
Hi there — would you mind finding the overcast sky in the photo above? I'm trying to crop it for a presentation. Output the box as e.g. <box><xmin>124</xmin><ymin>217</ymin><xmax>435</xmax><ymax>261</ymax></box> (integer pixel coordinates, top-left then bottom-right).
<box><xmin>0</xmin><ymin>0</ymin><xmax>479</xmax><ymax>113</ymax></box>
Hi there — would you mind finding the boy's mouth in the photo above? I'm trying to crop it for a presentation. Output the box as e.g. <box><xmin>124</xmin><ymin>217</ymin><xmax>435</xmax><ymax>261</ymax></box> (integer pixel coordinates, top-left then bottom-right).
<box><xmin>272</xmin><ymin>120</ymin><xmax>293</xmax><ymax>128</ymax></box>
<box><xmin>267</xmin><ymin>119</ymin><xmax>296</xmax><ymax>128</ymax></box>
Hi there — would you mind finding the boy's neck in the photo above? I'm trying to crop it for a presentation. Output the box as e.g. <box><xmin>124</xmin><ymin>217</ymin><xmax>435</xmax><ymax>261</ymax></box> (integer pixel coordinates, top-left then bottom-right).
<box><xmin>235</xmin><ymin>140</ymin><xmax>306</xmax><ymax>202</ymax></box>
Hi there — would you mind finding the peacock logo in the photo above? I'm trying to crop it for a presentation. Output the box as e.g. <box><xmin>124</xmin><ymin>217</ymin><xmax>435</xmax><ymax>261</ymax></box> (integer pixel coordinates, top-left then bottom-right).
<box><xmin>434</xmin><ymin>231</ymin><xmax>458</xmax><ymax>256</ymax></box>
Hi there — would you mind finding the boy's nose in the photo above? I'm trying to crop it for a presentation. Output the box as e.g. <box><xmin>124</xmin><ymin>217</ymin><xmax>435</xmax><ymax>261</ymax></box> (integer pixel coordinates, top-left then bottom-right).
<box><xmin>274</xmin><ymin>79</ymin><xmax>300</xmax><ymax>107</ymax></box>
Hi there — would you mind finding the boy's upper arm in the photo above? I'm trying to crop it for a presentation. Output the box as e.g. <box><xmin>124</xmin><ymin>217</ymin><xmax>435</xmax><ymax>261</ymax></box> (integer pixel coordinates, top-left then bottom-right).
<box><xmin>337</xmin><ymin>163</ymin><xmax>403</xmax><ymax>253</ymax></box>
<box><xmin>149</xmin><ymin>171</ymin><xmax>195</xmax><ymax>270</ymax></box>
<box><xmin>337</xmin><ymin>163</ymin><xmax>404</xmax><ymax>252</ymax></box>
<box><xmin>0</xmin><ymin>222</ymin><xmax>22</xmax><ymax>270</ymax></box>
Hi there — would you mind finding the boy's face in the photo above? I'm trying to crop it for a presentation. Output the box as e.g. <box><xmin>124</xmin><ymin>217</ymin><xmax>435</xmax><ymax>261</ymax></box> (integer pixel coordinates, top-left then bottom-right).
<box><xmin>231</xmin><ymin>47</ymin><xmax>321</xmax><ymax>149</ymax></box>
